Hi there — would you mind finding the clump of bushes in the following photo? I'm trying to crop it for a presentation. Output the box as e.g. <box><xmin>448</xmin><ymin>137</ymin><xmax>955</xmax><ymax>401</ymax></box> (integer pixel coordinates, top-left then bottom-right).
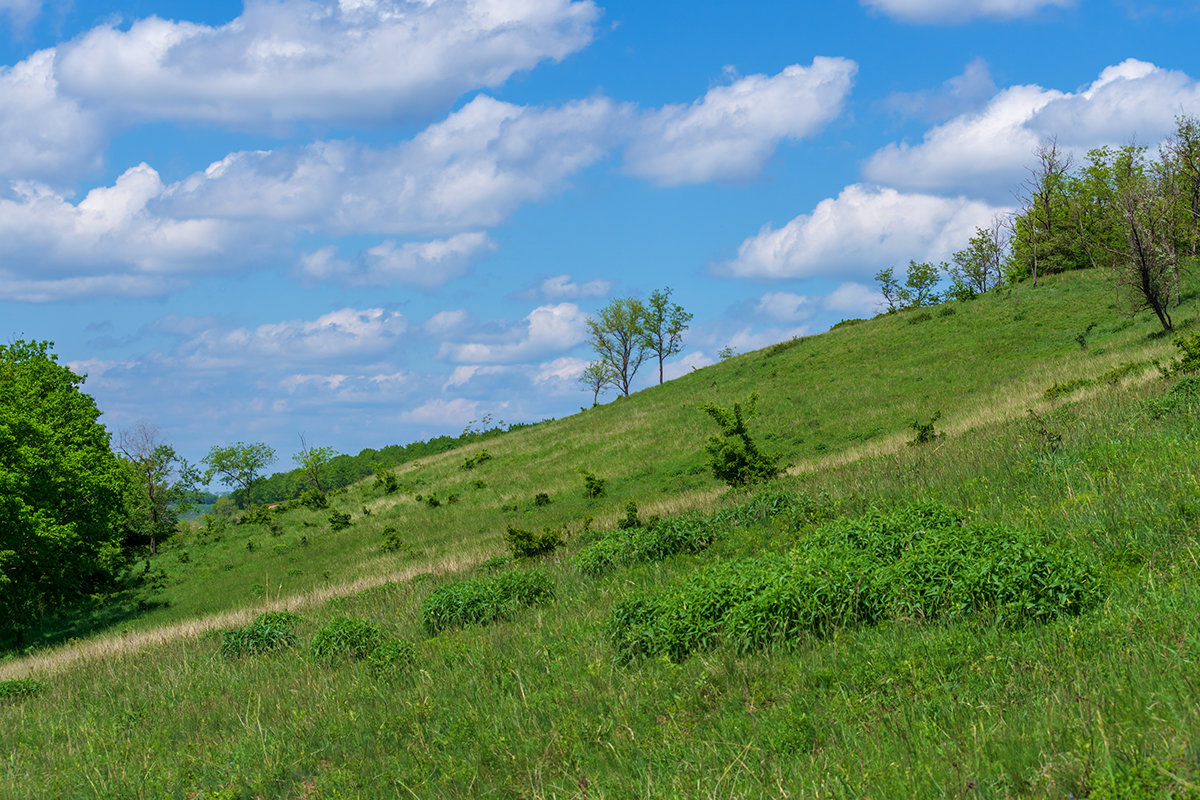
<box><xmin>533</xmin><ymin>492</ymin><xmax>551</xmax><ymax>507</ymax></box>
<box><xmin>220</xmin><ymin>611</ymin><xmax>303</xmax><ymax>659</ymax></box>
<box><xmin>380</xmin><ymin>526</ymin><xmax>409</xmax><ymax>554</ymax></box>
<box><xmin>699</xmin><ymin>392</ymin><xmax>783</xmax><ymax>488</ymax></box>
<box><xmin>328</xmin><ymin>510</ymin><xmax>352</xmax><ymax>531</ymax></box>
<box><xmin>310</xmin><ymin>616</ymin><xmax>385</xmax><ymax>661</ymax></box>
<box><xmin>299</xmin><ymin>488</ymin><xmax>328</xmax><ymax>510</ymax></box>
<box><xmin>609</xmin><ymin>502</ymin><xmax>1101</xmax><ymax>664</ymax></box>
<box><xmin>575</xmin><ymin>512</ymin><xmax>716</xmax><ymax>577</ymax></box>
<box><xmin>422</xmin><ymin>569</ymin><xmax>555</xmax><ymax>635</ymax></box>
<box><xmin>0</xmin><ymin>678</ymin><xmax>46</xmax><ymax>702</ymax></box>
<box><xmin>374</xmin><ymin>465</ymin><xmax>399</xmax><ymax>494</ymax></box>
<box><xmin>504</xmin><ymin>525</ymin><xmax>563</xmax><ymax>559</ymax></box>
<box><xmin>617</xmin><ymin>501</ymin><xmax>641</xmax><ymax>530</ymax></box>
<box><xmin>578</xmin><ymin>468</ymin><xmax>606</xmax><ymax>498</ymax></box>
<box><xmin>1044</xmin><ymin>377</ymin><xmax>1093</xmax><ymax>400</ymax></box>
<box><xmin>366</xmin><ymin>639</ymin><xmax>416</xmax><ymax>673</ymax></box>
<box><xmin>1160</xmin><ymin>332</ymin><xmax>1200</xmax><ymax>377</ymax></box>
<box><xmin>1145</xmin><ymin>375</ymin><xmax>1200</xmax><ymax>418</ymax></box>
<box><xmin>461</xmin><ymin>450</ymin><xmax>493</xmax><ymax>470</ymax></box>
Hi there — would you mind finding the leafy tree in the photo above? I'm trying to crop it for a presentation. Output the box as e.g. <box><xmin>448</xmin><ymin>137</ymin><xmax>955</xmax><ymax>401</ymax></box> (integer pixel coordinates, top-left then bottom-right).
<box><xmin>874</xmin><ymin>266</ymin><xmax>904</xmax><ymax>312</ymax></box>
<box><xmin>946</xmin><ymin>221</ymin><xmax>1007</xmax><ymax>298</ymax></box>
<box><xmin>585</xmin><ymin>296</ymin><xmax>648</xmax><ymax>396</ymax></box>
<box><xmin>698</xmin><ymin>392</ymin><xmax>784</xmax><ymax>488</ymax></box>
<box><xmin>875</xmin><ymin>261</ymin><xmax>942</xmax><ymax>311</ymax></box>
<box><xmin>116</xmin><ymin>422</ymin><xmax>200</xmax><ymax>555</ymax></box>
<box><xmin>202</xmin><ymin>442</ymin><xmax>277</xmax><ymax>509</ymax></box>
<box><xmin>578</xmin><ymin>361</ymin><xmax>616</xmax><ymax>406</ymax></box>
<box><xmin>1009</xmin><ymin>139</ymin><xmax>1090</xmax><ymax>284</ymax></box>
<box><xmin>0</xmin><ymin>341</ymin><xmax>130</xmax><ymax>640</ymax></box>
<box><xmin>640</xmin><ymin>286</ymin><xmax>693</xmax><ymax>385</ymax></box>
<box><xmin>293</xmin><ymin>436</ymin><xmax>338</xmax><ymax>493</ymax></box>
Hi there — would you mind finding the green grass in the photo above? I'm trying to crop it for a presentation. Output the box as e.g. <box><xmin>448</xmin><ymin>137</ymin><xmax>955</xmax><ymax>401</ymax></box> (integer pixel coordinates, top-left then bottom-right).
<box><xmin>4</xmin><ymin>270</ymin><xmax>1200</xmax><ymax>798</ymax></box>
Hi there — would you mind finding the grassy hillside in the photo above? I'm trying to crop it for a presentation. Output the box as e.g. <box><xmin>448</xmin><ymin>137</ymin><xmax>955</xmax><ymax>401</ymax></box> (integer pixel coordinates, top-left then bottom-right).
<box><xmin>3</xmin><ymin>269</ymin><xmax>1200</xmax><ymax>798</ymax></box>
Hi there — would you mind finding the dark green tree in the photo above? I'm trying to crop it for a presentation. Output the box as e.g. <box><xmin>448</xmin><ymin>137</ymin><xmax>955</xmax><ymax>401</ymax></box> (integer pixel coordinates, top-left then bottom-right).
<box><xmin>293</xmin><ymin>436</ymin><xmax>338</xmax><ymax>493</ymax></box>
<box><xmin>699</xmin><ymin>392</ymin><xmax>784</xmax><ymax>488</ymax></box>
<box><xmin>202</xmin><ymin>442</ymin><xmax>276</xmax><ymax>509</ymax></box>
<box><xmin>116</xmin><ymin>422</ymin><xmax>199</xmax><ymax>555</ymax></box>
<box><xmin>640</xmin><ymin>286</ymin><xmax>693</xmax><ymax>385</ymax></box>
<box><xmin>0</xmin><ymin>341</ymin><xmax>130</xmax><ymax>640</ymax></box>
<box><xmin>585</xmin><ymin>296</ymin><xmax>648</xmax><ymax>396</ymax></box>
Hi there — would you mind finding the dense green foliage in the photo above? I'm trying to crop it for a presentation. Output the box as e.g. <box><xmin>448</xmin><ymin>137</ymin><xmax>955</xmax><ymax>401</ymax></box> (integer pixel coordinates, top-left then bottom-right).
<box><xmin>219</xmin><ymin>611</ymin><xmax>302</xmax><ymax>659</ymax></box>
<box><xmin>699</xmin><ymin>392</ymin><xmax>784</xmax><ymax>486</ymax></box>
<box><xmin>310</xmin><ymin>616</ymin><xmax>385</xmax><ymax>661</ymax></box>
<box><xmin>421</xmin><ymin>569</ymin><xmax>555</xmax><ymax>635</ymax></box>
<box><xmin>0</xmin><ymin>341</ymin><xmax>130</xmax><ymax>639</ymax></box>
<box><xmin>502</xmin><ymin>525</ymin><xmax>563</xmax><ymax>559</ymax></box>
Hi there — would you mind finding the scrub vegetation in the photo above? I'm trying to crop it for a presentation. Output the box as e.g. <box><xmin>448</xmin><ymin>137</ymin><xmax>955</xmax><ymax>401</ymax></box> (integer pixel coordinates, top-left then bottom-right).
<box><xmin>4</xmin><ymin>268</ymin><xmax>1200</xmax><ymax>798</ymax></box>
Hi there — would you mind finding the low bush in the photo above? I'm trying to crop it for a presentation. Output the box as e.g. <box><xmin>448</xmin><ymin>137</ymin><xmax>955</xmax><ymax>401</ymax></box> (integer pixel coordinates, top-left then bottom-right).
<box><xmin>374</xmin><ymin>466</ymin><xmax>399</xmax><ymax>494</ymax></box>
<box><xmin>299</xmin><ymin>488</ymin><xmax>328</xmax><ymax>510</ymax></box>
<box><xmin>366</xmin><ymin>638</ymin><xmax>416</xmax><ymax>673</ymax></box>
<box><xmin>1160</xmin><ymin>332</ymin><xmax>1200</xmax><ymax>377</ymax></box>
<box><xmin>380</xmin><ymin>526</ymin><xmax>408</xmax><ymax>554</ymax></box>
<box><xmin>908</xmin><ymin>411</ymin><xmax>942</xmax><ymax>445</ymax></box>
<box><xmin>533</xmin><ymin>492</ymin><xmax>551</xmax><ymax>507</ymax></box>
<box><xmin>699</xmin><ymin>392</ymin><xmax>783</xmax><ymax>488</ymax></box>
<box><xmin>461</xmin><ymin>450</ymin><xmax>493</xmax><ymax>470</ymax></box>
<box><xmin>1145</xmin><ymin>375</ymin><xmax>1200</xmax><ymax>418</ymax></box>
<box><xmin>422</xmin><ymin>569</ymin><xmax>555</xmax><ymax>635</ymax></box>
<box><xmin>1044</xmin><ymin>377</ymin><xmax>1093</xmax><ymax>400</ymax></box>
<box><xmin>1098</xmin><ymin>360</ymin><xmax>1143</xmax><ymax>385</ymax></box>
<box><xmin>617</xmin><ymin>501</ymin><xmax>641</xmax><ymax>530</ymax></box>
<box><xmin>219</xmin><ymin>611</ymin><xmax>302</xmax><ymax>659</ymax></box>
<box><xmin>504</xmin><ymin>525</ymin><xmax>563</xmax><ymax>559</ymax></box>
<box><xmin>578</xmin><ymin>468</ymin><xmax>606</xmax><ymax>499</ymax></box>
<box><xmin>328</xmin><ymin>510</ymin><xmax>352</xmax><ymax>531</ymax></box>
<box><xmin>240</xmin><ymin>506</ymin><xmax>272</xmax><ymax>526</ymax></box>
<box><xmin>609</xmin><ymin>502</ymin><xmax>1101</xmax><ymax>663</ymax></box>
<box><xmin>575</xmin><ymin>515</ymin><xmax>717</xmax><ymax>577</ymax></box>
<box><xmin>311</xmin><ymin>617</ymin><xmax>385</xmax><ymax>661</ymax></box>
<box><xmin>0</xmin><ymin>678</ymin><xmax>46</xmax><ymax>702</ymax></box>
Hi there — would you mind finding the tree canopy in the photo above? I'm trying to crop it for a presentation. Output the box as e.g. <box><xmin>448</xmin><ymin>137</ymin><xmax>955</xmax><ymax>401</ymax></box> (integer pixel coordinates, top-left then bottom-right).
<box><xmin>0</xmin><ymin>341</ymin><xmax>129</xmax><ymax>638</ymax></box>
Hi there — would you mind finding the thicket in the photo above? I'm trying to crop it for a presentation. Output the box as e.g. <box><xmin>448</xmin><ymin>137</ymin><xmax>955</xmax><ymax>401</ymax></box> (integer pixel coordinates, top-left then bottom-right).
<box><xmin>219</xmin><ymin>611</ymin><xmax>302</xmax><ymax>658</ymax></box>
<box><xmin>503</xmin><ymin>525</ymin><xmax>563</xmax><ymax>560</ymax></box>
<box><xmin>421</xmin><ymin>569</ymin><xmax>555</xmax><ymax>635</ymax></box>
<box><xmin>574</xmin><ymin>512</ymin><xmax>716</xmax><ymax>577</ymax></box>
<box><xmin>610</xmin><ymin>502</ymin><xmax>1101</xmax><ymax>663</ymax></box>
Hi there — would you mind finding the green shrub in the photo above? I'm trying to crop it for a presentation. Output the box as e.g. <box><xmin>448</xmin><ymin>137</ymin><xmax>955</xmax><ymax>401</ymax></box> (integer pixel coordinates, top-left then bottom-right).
<box><xmin>504</xmin><ymin>525</ymin><xmax>563</xmax><ymax>559</ymax></box>
<box><xmin>1145</xmin><ymin>375</ymin><xmax>1200</xmax><ymax>418</ymax></box>
<box><xmin>328</xmin><ymin>510</ymin><xmax>352</xmax><ymax>531</ymax></box>
<box><xmin>299</xmin><ymin>488</ymin><xmax>328</xmax><ymax>510</ymax></box>
<box><xmin>908</xmin><ymin>411</ymin><xmax>942</xmax><ymax>445</ymax></box>
<box><xmin>0</xmin><ymin>678</ymin><xmax>46</xmax><ymax>702</ymax></box>
<box><xmin>480</xmin><ymin>555</ymin><xmax>513</xmax><ymax>572</ymax></box>
<box><xmin>422</xmin><ymin>569</ymin><xmax>555</xmax><ymax>635</ymax></box>
<box><xmin>1044</xmin><ymin>377</ymin><xmax>1093</xmax><ymax>400</ymax></box>
<box><xmin>617</xmin><ymin>501</ymin><xmax>641</xmax><ymax>530</ymax></box>
<box><xmin>220</xmin><ymin>611</ymin><xmax>302</xmax><ymax>658</ymax></box>
<box><xmin>609</xmin><ymin>502</ymin><xmax>1101</xmax><ymax>663</ymax></box>
<box><xmin>366</xmin><ymin>639</ymin><xmax>416</xmax><ymax>673</ymax></box>
<box><xmin>699</xmin><ymin>392</ymin><xmax>784</xmax><ymax>488</ymax></box>
<box><xmin>241</xmin><ymin>506</ymin><xmax>272</xmax><ymax>525</ymax></box>
<box><xmin>906</xmin><ymin>310</ymin><xmax>934</xmax><ymax>324</ymax></box>
<box><xmin>533</xmin><ymin>492</ymin><xmax>551</xmax><ymax>507</ymax></box>
<box><xmin>578</xmin><ymin>468</ymin><xmax>607</xmax><ymax>498</ymax></box>
<box><xmin>374</xmin><ymin>466</ymin><xmax>399</xmax><ymax>494</ymax></box>
<box><xmin>1098</xmin><ymin>360</ymin><xmax>1143</xmax><ymax>385</ymax></box>
<box><xmin>1161</xmin><ymin>332</ymin><xmax>1200</xmax><ymax>377</ymax></box>
<box><xmin>380</xmin><ymin>526</ymin><xmax>408</xmax><ymax>554</ymax></box>
<box><xmin>575</xmin><ymin>513</ymin><xmax>716</xmax><ymax>577</ymax></box>
<box><xmin>311</xmin><ymin>617</ymin><xmax>385</xmax><ymax>661</ymax></box>
<box><xmin>461</xmin><ymin>450</ymin><xmax>493</xmax><ymax>470</ymax></box>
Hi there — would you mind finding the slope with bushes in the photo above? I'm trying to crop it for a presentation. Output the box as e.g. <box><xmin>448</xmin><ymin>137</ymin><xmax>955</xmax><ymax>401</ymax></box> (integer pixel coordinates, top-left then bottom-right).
<box><xmin>3</xmin><ymin>269</ymin><xmax>1200</xmax><ymax>799</ymax></box>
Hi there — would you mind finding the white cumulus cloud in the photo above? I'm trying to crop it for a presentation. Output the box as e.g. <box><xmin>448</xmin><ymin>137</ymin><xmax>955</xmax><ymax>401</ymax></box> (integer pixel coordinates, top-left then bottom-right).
<box><xmin>721</xmin><ymin>184</ymin><xmax>1006</xmax><ymax>280</ymax></box>
<box><xmin>54</xmin><ymin>0</ymin><xmax>599</xmax><ymax>126</ymax></box>
<box><xmin>297</xmin><ymin>232</ymin><xmax>496</xmax><ymax>288</ymax></box>
<box><xmin>860</xmin><ymin>0</ymin><xmax>1074</xmax><ymax>23</ymax></box>
<box><xmin>624</xmin><ymin>58</ymin><xmax>858</xmax><ymax>185</ymax></box>
<box><xmin>440</xmin><ymin>302</ymin><xmax>588</xmax><ymax>364</ymax></box>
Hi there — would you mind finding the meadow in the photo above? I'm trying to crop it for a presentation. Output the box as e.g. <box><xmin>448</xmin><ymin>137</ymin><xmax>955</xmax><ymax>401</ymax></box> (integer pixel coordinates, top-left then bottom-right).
<box><xmin>3</xmin><ymin>269</ymin><xmax>1200</xmax><ymax>799</ymax></box>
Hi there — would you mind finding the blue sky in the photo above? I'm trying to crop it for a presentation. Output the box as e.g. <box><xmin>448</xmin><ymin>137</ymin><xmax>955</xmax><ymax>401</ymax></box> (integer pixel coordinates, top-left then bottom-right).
<box><xmin>2</xmin><ymin>0</ymin><xmax>1199</xmax><ymax>473</ymax></box>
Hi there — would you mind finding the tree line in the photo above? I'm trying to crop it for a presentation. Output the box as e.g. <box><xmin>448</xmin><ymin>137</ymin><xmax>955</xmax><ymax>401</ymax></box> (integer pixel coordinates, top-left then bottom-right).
<box><xmin>876</xmin><ymin>115</ymin><xmax>1200</xmax><ymax>332</ymax></box>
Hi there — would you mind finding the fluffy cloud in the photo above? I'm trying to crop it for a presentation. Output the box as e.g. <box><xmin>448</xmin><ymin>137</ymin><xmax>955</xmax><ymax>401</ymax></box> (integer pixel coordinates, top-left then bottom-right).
<box><xmin>400</xmin><ymin>397</ymin><xmax>485</xmax><ymax>426</ymax></box>
<box><xmin>823</xmin><ymin>282</ymin><xmax>884</xmax><ymax>316</ymax></box>
<box><xmin>163</xmin><ymin>95</ymin><xmax>623</xmax><ymax>234</ymax></box>
<box><xmin>0</xmin><ymin>50</ymin><xmax>106</xmax><ymax>183</ymax></box>
<box><xmin>624</xmin><ymin>58</ymin><xmax>857</xmax><ymax>185</ymax></box>
<box><xmin>535</xmin><ymin>274</ymin><xmax>613</xmax><ymax>299</ymax></box>
<box><xmin>297</xmin><ymin>232</ymin><xmax>496</xmax><ymax>288</ymax></box>
<box><xmin>721</xmin><ymin>184</ymin><xmax>1005</xmax><ymax>280</ymax></box>
<box><xmin>0</xmin><ymin>164</ymin><xmax>264</xmax><ymax>301</ymax></box>
<box><xmin>54</xmin><ymin>0</ymin><xmax>599</xmax><ymax>126</ymax></box>
<box><xmin>860</xmin><ymin>0</ymin><xmax>1074</xmax><ymax>23</ymax></box>
<box><xmin>177</xmin><ymin>307</ymin><xmax>407</xmax><ymax>370</ymax></box>
<box><xmin>440</xmin><ymin>302</ymin><xmax>588</xmax><ymax>364</ymax></box>
<box><xmin>865</xmin><ymin>59</ymin><xmax>1200</xmax><ymax>199</ymax></box>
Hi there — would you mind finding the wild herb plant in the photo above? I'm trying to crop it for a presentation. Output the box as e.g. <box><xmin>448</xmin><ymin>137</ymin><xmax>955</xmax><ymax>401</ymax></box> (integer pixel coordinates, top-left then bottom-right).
<box><xmin>421</xmin><ymin>569</ymin><xmax>554</xmax><ymax>635</ymax></box>
<box><xmin>219</xmin><ymin>611</ymin><xmax>302</xmax><ymax>659</ymax></box>
<box><xmin>310</xmin><ymin>617</ymin><xmax>384</xmax><ymax>661</ymax></box>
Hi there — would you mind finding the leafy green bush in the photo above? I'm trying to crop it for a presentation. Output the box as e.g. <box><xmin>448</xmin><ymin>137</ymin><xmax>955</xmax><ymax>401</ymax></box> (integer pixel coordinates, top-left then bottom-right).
<box><xmin>1044</xmin><ymin>377</ymin><xmax>1093</xmax><ymax>400</ymax></box>
<box><xmin>617</xmin><ymin>501</ymin><xmax>641</xmax><ymax>530</ymax></box>
<box><xmin>241</xmin><ymin>506</ymin><xmax>272</xmax><ymax>525</ymax></box>
<box><xmin>0</xmin><ymin>678</ymin><xmax>46</xmax><ymax>702</ymax></box>
<box><xmin>480</xmin><ymin>555</ymin><xmax>513</xmax><ymax>572</ymax></box>
<box><xmin>699</xmin><ymin>392</ymin><xmax>783</xmax><ymax>488</ymax></box>
<box><xmin>328</xmin><ymin>510</ymin><xmax>352</xmax><ymax>531</ymax></box>
<box><xmin>219</xmin><ymin>611</ymin><xmax>302</xmax><ymax>658</ymax></box>
<box><xmin>908</xmin><ymin>411</ymin><xmax>942</xmax><ymax>445</ymax></box>
<box><xmin>299</xmin><ymin>488</ymin><xmax>327</xmax><ymax>510</ymax></box>
<box><xmin>1145</xmin><ymin>375</ymin><xmax>1200</xmax><ymax>418</ymax></box>
<box><xmin>366</xmin><ymin>638</ymin><xmax>416</xmax><ymax>673</ymax></box>
<box><xmin>373</xmin><ymin>465</ymin><xmax>399</xmax><ymax>494</ymax></box>
<box><xmin>461</xmin><ymin>450</ymin><xmax>493</xmax><ymax>470</ymax></box>
<box><xmin>575</xmin><ymin>513</ymin><xmax>716</xmax><ymax>577</ymax></box>
<box><xmin>578</xmin><ymin>468</ymin><xmax>607</xmax><ymax>498</ymax></box>
<box><xmin>380</xmin><ymin>526</ymin><xmax>408</xmax><ymax>554</ymax></box>
<box><xmin>1098</xmin><ymin>360</ymin><xmax>1143</xmax><ymax>385</ymax></box>
<box><xmin>533</xmin><ymin>492</ymin><xmax>551</xmax><ymax>507</ymax></box>
<box><xmin>422</xmin><ymin>569</ymin><xmax>555</xmax><ymax>635</ymax></box>
<box><xmin>503</xmin><ymin>525</ymin><xmax>563</xmax><ymax>559</ymax></box>
<box><xmin>906</xmin><ymin>310</ymin><xmax>934</xmax><ymax>324</ymax></box>
<box><xmin>609</xmin><ymin>502</ymin><xmax>1101</xmax><ymax>663</ymax></box>
<box><xmin>310</xmin><ymin>617</ymin><xmax>385</xmax><ymax>661</ymax></box>
<box><xmin>1161</xmin><ymin>332</ymin><xmax>1200</xmax><ymax>377</ymax></box>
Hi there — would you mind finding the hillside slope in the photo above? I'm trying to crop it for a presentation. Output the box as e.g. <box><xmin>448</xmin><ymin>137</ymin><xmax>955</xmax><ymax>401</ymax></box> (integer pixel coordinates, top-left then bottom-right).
<box><xmin>3</xmin><ymin>269</ymin><xmax>1200</xmax><ymax>799</ymax></box>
